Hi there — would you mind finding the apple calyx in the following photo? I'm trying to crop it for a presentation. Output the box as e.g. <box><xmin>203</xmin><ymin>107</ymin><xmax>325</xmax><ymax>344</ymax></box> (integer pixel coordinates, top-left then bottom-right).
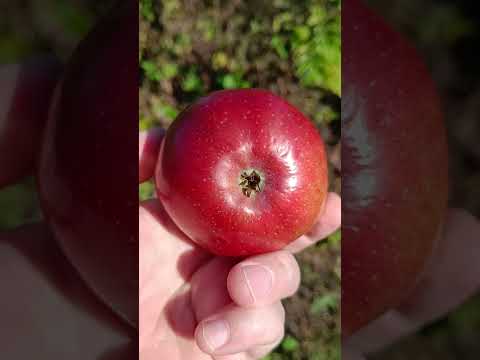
<box><xmin>239</xmin><ymin>169</ymin><xmax>264</xmax><ymax>198</ymax></box>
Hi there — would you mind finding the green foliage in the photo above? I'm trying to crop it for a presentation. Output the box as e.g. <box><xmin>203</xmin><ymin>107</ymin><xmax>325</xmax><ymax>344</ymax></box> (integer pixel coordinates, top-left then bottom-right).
<box><xmin>211</xmin><ymin>51</ymin><xmax>229</xmax><ymax>70</ymax></box>
<box><xmin>217</xmin><ymin>73</ymin><xmax>251</xmax><ymax>89</ymax></box>
<box><xmin>449</xmin><ymin>294</ymin><xmax>480</xmax><ymax>333</ymax></box>
<box><xmin>271</xmin><ymin>35</ymin><xmax>289</xmax><ymax>60</ymax></box>
<box><xmin>141</xmin><ymin>60</ymin><xmax>162</xmax><ymax>82</ymax></box>
<box><xmin>327</xmin><ymin>229</ymin><xmax>341</xmax><ymax>246</ymax></box>
<box><xmin>271</xmin><ymin>1</ymin><xmax>341</xmax><ymax>95</ymax></box>
<box><xmin>0</xmin><ymin>180</ymin><xmax>39</xmax><ymax>229</ymax></box>
<box><xmin>140</xmin><ymin>0</ymin><xmax>155</xmax><ymax>23</ymax></box>
<box><xmin>196</xmin><ymin>17</ymin><xmax>217</xmax><ymax>41</ymax></box>
<box><xmin>311</xmin><ymin>338</ymin><xmax>341</xmax><ymax>360</ymax></box>
<box><xmin>52</xmin><ymin>0</ymin><xmax>93</xmax><ymax>36</ymax></box>
<box><xmin>0</xmin><ymin>35</ymin><xmax>33</xmax><ymax>63</ymax></box>
<box><xmin>181</xmin><ymin>66</ymin><xmax>203</xmax><ymax>92</ymax></box>
<box><xmin>334</xmin><ymin>255</ymin><xmax>341</xmax><ymax>280</ymax></box>
<box><xmin>139</xmin><ymin>116</ymin><xmax>154</xmax><ymax>131</ymax></box>
<box><xmin>139</xmin><ymin>181</ymin><xmax>155</xmax><ymax>201</ymax></box>
<box><xmin>139</xmin><ymin>0</ymin><xmax>341</xmax><ymax>129</ymax></box>
<box><xmin>311</xmin><ymin>293</ymin><xmax>339</xmax><ymax>314</ymax></box>
<box><xmin>141</xmin><ymin>60</ymin><xmax>179</xmax><ymax>82</ymax></box>
<box><xmin>157</xmin><ymin>103</ymin><xmax>179</xmax><ymax>120</ymax></box>
<box><xmin>281</xmin><ymin>336</ymin><xmax>300</xmax><ymax>352</ymax></box>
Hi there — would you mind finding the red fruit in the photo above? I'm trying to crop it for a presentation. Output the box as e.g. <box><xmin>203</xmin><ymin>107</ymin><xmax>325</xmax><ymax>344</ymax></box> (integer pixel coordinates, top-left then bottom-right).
<box><xmin>0</xmin><ymin>57</ymin><xmax>61</xmax><ymax>187</ymax></box>
<box><xmin>342</xmin><ymin>0</ymin><xmax>448</xmax><ymax>335</ymax></box>
<box><xmin>38</xmin><ymin>1</ymin><xmax>137</xmax><ymax>327</ymax></box>
<box><xmin>155</xmin><ymin>89</ymin><xmax>328</xmax><ymax>257</ymax></box>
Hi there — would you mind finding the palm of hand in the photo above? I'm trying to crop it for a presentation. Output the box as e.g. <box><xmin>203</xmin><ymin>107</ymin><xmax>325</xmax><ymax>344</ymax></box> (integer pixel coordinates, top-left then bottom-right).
<box><xmin>138</xmin><ymin>197</ymin><xmax>296</xmax><ymax>360</ymax></box>
<box><xmin>140</xmin><ymin>199</ymin><xmax>213</xmax><ymax>359</ymax></box>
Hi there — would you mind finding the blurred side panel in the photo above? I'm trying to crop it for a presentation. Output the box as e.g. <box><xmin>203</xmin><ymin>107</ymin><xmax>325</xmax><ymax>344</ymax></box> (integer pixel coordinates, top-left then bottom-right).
<box><xmin>342</xmin><ymin>0</ymin><xmax>480</xmax><ymax>358</ymax></box>
<box><xmin>0</xmin><ymin>0</ymin><xmax>138</xmax><ymax>358</ymax></box>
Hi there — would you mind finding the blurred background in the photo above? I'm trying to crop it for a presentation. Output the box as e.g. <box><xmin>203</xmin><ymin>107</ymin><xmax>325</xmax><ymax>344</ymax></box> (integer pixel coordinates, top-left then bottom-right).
<box><xmin>0</xmin><ymin>0</ymin><xmax>115</xmax><ymax>228</ymax></box>
<box><xmin>366</xmin><ymin>0</ymin><xmax>480</xmax><ymax>359</ymax></box>
<box><xmin>139</xmin><ymin>1</ymin><xmax>341</xmax><ymax>359</ymax></box>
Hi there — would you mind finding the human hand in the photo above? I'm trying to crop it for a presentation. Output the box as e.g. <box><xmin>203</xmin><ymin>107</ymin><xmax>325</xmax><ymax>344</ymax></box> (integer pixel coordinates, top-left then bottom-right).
<box><xmin>343</xmin><ymin>209</ymin><xmax>480</xmax><ymax>359</ymax></box>
<box><xmin>139</xmin><ymin>129</ymin><xmax>341</xmax><ymax>359</ymax></box>
<box><xmin>0</xmin><ymin>58</ymin><xmax>134</xmax><ymax>359</ymax></box>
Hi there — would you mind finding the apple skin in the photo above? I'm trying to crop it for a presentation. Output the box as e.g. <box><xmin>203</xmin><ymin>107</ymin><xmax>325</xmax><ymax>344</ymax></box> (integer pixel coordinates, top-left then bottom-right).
<box><xmin>155</xmin><ymin>89</ymin><xmax>328</xmax><ymax>257</ymax></box>
<box><xmin>0</xmin><ymin>57</ymin><xmax>61</xmax><ymax>187</ymax></box>
<box><xmin>37</xmin><ymin>1</ymin><xmax>138</xmax><ymax>328</ymax></box>
<box><xmin>342</xmin><ymin>0</ymin><xmax>448</xmax><ymax>335</ymax></box>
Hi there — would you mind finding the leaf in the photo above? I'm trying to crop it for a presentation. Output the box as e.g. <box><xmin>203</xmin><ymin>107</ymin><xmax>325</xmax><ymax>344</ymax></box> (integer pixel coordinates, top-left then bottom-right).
<box><xmin>161</xmin><ymin>63</ymin><xmax>179</xmax><ymax>79</ymax></box>
<box><xmin>181</xmin><ymin>68</ymin><xmax>203</xmax><ymax>92</ymax></box>
<box><xmin>212</xmin><ymin>51</ymin><xmax>229</xmax><ymax>70</ymax></box>
<box><xmin>281</xmin><ymin>335</ymin><xmax>299</xmax><ymax>352</ymax></box>
<box><xmin>139</xmin><ymin>116</ymin><xmax>155</xmax><ymax>131</ymax></box>
<box><xmin>310</xmin><ymin>293</ymin><xmax>338</xmax><ymax>314</ymax></box>
<box><xmin>141</xmin><ymin>60</ymin><xmax>161</xmax><ymax>82</ymax></box>
<box><xmin>293</xmin><ymin>25</ymin><xmax>311</xmax><ymax>42</ymax></box>
<box><xmin>218</xmin><ymin>73</ymin><xmax>251</xmax><ymax>89</ymax></box>
<box><xmin>139</xmin><ymin>181</ymin><xmax>155</xmax><ymax>201</ymax></box>
<box><xmin>140</xmin><ymin>0</ymin><xmax>155</xmax><ymax>22</ymax></box>
<box><xmin>271</xmin><ymin>35</ymin><xmax>289</xmax><ymax>59</ymax></box>
<box><xmin>328</xmin><ymin>230</ymin><xmax>341</xmax><ymax>246</ymax></box>
<box><xmin>0</xmin><ymin>180</ymin><xmax>38</xmax><ymax>229</ymax></box>
<box><xmin>153</xmin><ymin>102</ymin><xmax>179</xmax><ymax>121</ymax></box>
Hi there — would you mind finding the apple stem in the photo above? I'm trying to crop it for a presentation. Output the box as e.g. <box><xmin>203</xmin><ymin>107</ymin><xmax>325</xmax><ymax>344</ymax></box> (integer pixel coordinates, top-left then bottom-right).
<box><xmin>239</xmin><ymin>169</ymin><xmax>264</xmax><ymax>198</ymax></box>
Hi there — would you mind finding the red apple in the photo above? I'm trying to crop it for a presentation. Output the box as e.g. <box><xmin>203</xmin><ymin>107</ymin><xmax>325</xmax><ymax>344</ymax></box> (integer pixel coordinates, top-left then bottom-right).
<box><xmin>37</xmin><ymin>1</ymin><xmax>137</xmax><ymax>328</ymax></box>
<box><xmin>0</xmin><ymin>57</ymin><xmax>61</xmax><ymax>187</ymax></box>
<box><xmin>155</xmin><ymin>89</ymin><xmax>328</xmax><ymax>257</ymax></box>
<box><xmin>342</xmin><ymin>0</ymin><xmax>448</xmax><ymax>335</ymax></box>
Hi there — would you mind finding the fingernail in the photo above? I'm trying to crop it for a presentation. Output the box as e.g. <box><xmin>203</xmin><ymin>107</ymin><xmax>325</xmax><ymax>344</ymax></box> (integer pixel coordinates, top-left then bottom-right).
<box><xmin>202</xmin><ymin>319</ymin><xmax>230</xmax><ymax>351</ymax></box>
<box><xmin>241</xmin><ymin>264</ymin><xmax>274</xmax><ymax>304</ymax></box>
